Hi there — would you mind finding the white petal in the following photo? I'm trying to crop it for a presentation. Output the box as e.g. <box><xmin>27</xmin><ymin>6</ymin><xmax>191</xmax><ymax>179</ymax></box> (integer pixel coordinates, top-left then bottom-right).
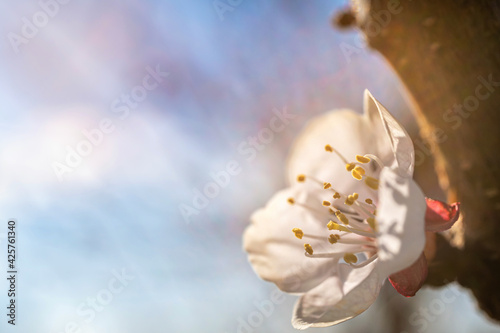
<box><xmin>286</xmin><ymin>110</ymin><xmax>376</xmax><ymax>195</ymax></box>
<box><xmin>364</xmin><ymin>90</ymin><xmax>415</xmax><ymax>177</ymax></box>
<box><xmin>375</xmin><ymin>168</ymin><xmax>427</xmax><ymax>277</ymax></box>
<box><xmin>243</xmin><ymin>186</ymin><xmax>361</xmax><ymax>293</ymax></box>
<box><xmin>292</xmin><ymin>260</ymin><xmax>382</xmax><ymax>329</ymax></box>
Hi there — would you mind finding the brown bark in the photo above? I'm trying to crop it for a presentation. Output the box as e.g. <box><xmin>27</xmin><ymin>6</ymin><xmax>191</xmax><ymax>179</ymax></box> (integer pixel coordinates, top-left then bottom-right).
<box><xmin>336</xmin><ymin>0</ymin><xmax>500</xmax><ymax>321</ymax></box>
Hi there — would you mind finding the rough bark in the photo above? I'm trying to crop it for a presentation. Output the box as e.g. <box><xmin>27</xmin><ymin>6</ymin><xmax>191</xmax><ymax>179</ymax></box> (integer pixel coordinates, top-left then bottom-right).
<box><xmin>336</xmin><ymin>0</ymin><xmax>500</xmax><ymax>321</ymax></box>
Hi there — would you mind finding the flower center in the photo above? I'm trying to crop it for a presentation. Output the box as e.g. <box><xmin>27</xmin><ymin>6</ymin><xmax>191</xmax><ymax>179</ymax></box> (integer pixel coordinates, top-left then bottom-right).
<box><xmin>289</xmin><ymin>144</ymin><xmax>385</xmax><ymax>268</ymax></box>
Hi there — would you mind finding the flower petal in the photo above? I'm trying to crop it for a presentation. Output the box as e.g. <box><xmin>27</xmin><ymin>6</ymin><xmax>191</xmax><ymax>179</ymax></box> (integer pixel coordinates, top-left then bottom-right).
<box><xmin>388</xmin><ymin>252</ymin><xmax>428</xmax><ymax>297</ymax></box>
<box><xmin>292</xmin><ymin>260</ymin><xmax>382</xmax><ymax>329</ymax></box>
<box><xmin>286</xmin><ymin>110</ymin><xmax>377</xmax><ymax>194</ymax></box>
<box><xmin>424</xmin><ymin>198</ymin><xmax>460</xmax><ymax>232</ymax></box>
<box><xmin>364</xmin><ymin>90</ymin><xmax>415</xmax><ymax>177</ymax></box>
<box><xmin>243</xmin><ymin>186</ymin><xmax>361</xmax><ymax>293</ymax></box>
<box><xmin>376</xmin><ymin>168</ymin><xmax>427</xmax><ymax>277</ymax></box>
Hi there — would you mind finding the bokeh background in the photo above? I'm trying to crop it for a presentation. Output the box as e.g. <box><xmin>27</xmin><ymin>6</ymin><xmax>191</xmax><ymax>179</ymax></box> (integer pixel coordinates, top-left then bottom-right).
<box><xmin>1</xmin><ymin>0</ymin><xmax>499</xmax><ymax>332</ymax></box>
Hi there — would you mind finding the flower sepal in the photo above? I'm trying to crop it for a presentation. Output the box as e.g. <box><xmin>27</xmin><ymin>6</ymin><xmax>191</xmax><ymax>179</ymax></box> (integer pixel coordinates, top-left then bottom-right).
<box><xmin>424</xmin><ymin>198</ymin><xmax>460</xmax><ymax>232</ymax></box>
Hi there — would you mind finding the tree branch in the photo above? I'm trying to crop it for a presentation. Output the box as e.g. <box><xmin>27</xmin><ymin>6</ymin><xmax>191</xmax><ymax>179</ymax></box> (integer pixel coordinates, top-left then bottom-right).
<box><xmin>337</xmin><ymin>0</ymin><xmax>500</xmax><ymax>321</ymax></box>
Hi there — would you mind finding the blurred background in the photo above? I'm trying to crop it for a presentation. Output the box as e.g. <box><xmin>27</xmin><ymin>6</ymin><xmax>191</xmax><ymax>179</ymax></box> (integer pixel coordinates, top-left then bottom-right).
<box><xmin>0</xmin><ymin>0</ymin><xmax>499</xmax><ymax>332</ymax></box>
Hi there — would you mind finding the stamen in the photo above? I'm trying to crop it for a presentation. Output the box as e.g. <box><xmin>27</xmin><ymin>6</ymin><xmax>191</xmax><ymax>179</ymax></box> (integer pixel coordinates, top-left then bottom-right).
<box><xmin>351</xmin><ymin>169</ymin><xmax>363</xmax><ymax>180</ymax></box>
<box><xmin>364</xmin><ymin>154</ymin><xmax>385</xmax><ymax>169</ymax></box>
<box><xmin>322</xmin><ymin>200</ymin><xmax>331</xmax><ymax>207</ymax></box>
<box><xmin>351</xmin><ymin>200</ymin><xmax>376</xmax><ymax>220</ymax></box>
<box><xmin>292</xmin><ymin>228</ymin><xmax>304</xmax><ymax>239</ymax></box>
<box><xmin>304</xmin><ymin>246</ymin><xmax>368</xmax><ymax>259</ymax></box>
<box><xmin>303</xmin><ymin>175</ymin><xmax>324</xmax><ymax>186</ymax></box>
<box><xmin>354</xmin><ymin>166</ymin><xmax>365</xmax><ymax>175</ymax></box>
<box><xmin>336</xmin><ymin>238</ymin><xmax>375</xmax><ymax>245</ymax></box>
<box><xmin>297</xmin><ymin>174</ymin><xmax>306</xmax><ymax>182</ymax></box>
<box><xmin>344</xmin><ymin>218</ymin><xmax>373</xmax><ymax>232</ymax></box>
<box><xmin>346</xmin><ymin>163</ymin><xmax>356</xmax><ymax>172</ymax></box>
<box><xmin>327</xmin><ymin>220</ymin><xmax>350</xmax><ymax>232</ymax></box>
<box><xmin>328</xmin><ymin>234</ymin><xmax>339</xmax><ymax>244</ymax></box>
<box><xmin>305</xmin><ymin>252</ymin><xmax>342</xmax><ymax>258</ymax></box>
<box><xmin>325</xmin><ymin>144</ymin><xmax>349</xmax><ymax>164</ymax></box>
<box><xmin>345</xmin><ymin>194</ymin><xmax>357</xmax><ymax>206</ymax></box>
<box><xmin>367</xmin><ymin>217</ymin><xmax>377</xmax><ymax>231</ymax></box>
<box><xmin>344</xmin><ymin>253</ymin><xmax>358</xmax><ymax>264</ymax></box>
<box><xmin>333</xmin><ymin>192</ymin><xmax>341</xmax><ymax>199</ymax></box>
<box><xmin>365</xmin><ymin>198</ymin><xmax>373</xmax><ymax>204</ymax></box>
<box><xmin>356</xmin><ymin>155</ymin><xmax>371</xmax><ymax>164</ymax></box>
<box><xmin>335</xmin><ymin>211</ymin><xmax>349</xmax><ymax>225</ymax></box>
<box><xmin>287</xmin><ymin>197</ymin><xmax>295</xmax><ymax>205</ymax></box>
<box><xmin>350</xmin><ymin>254</ymin><xmax>378</xmax><ymax>268</ymax></box>
<box><xmin>295</xmin><ymin>202</ymin><xmax>336</xmax><ymax>218</ymax></box>
<box><xmin>365</xmin><ymin>176</ymin><xmax>379</xmax><ymax>190</ymax></box>
<box><xmin>323</xmin><ymin>182</ymin><xmax>332</xmax><ymax>189</ymax></box>
<box><xmin>327</xmin><ymin>220</ymin><xmax>375</xmax><ymax>238</ymax></box>
<box><xmin>304</xmin><ymin>244</ymin><xmax>313</xmax><ymax>255</ymax></box>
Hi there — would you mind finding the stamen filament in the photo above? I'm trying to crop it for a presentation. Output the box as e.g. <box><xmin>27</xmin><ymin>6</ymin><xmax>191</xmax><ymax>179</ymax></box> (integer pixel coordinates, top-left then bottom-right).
<box><xmin>363</xmin><ymin>154</ymin><xmax>385</xmax><ymax>169</ymax></box>
<box><xmin>305</xmin><ymin>245</ymin><xmax>367</xmax><ymax>258</ymax></box>
<box><xmin>296</xmin><ymin>203</ymin><xmax>332</xmax><ymax>218</ymax></box>
<box><xmin>345</xmin><ymin>200</ymin><xmax>374</xmax><ymax>220</ymax></box>
<box><xmin>344</xmin><ymin>218</ymin><xmax>373</xmax><ymax>232</ymax></box>
<box><xmin>305</xmin><ymin>253</ymin><xmax>342</xmax><ymax>258</ymax></box>
<box><xmin>364</xmin><ymin>176</ymin><xmax>380</xmax><ymax>190</ymax></box>
<box><xmin>303</xmin><ymin>234</ymin><xmax>330</xmax><ymax>241</ymax></box>
<box><xmin>328</xmin><ymin>220</ymin><xmax>375</xmax><ymax>238</ymax></box>
<box><xmin>343</xmin><ymin>226</ymin><xmax>375</xmax><ymax>238</ymax></box>
<box><xmin>349</xmin><ymin>254</ymin><xmax>378</xmax><ymax>268</ymax></box>
<box><xmin>325</xmin><ymin>144</ymin><xmax>349</xmax><ymax>164</ymax></box>
<box><xmin>335</xmin><ymin>238</ymin><xmax>375</xmax><ymax>246</ymax></box>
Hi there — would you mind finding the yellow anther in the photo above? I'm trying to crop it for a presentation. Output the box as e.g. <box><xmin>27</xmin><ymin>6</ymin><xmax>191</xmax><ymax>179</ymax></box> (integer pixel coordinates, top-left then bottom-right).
<box><xmin>297</xmin><ymin>174</ymin><xmax>306</xmax><ymax>182</ymax></box>
<box><xmin>351</xmin><ymin>170</ymin><xmax>363</xmax><ymax>180</ymax></box>
<box><xmin>328</xmin><ymin>208</ymin><xmax>335</xmax><ymax>215</ymax></box>
<box><xmin>292</xmin><ymin>228</ymin><xmax>304</xmax><ymax>239</ymax></box>
<box><xmin>327</xmin><ymin>220</ymin><xmax>350</xmax><ymax>232</ymax></box>
<box><xmin>344</xmin><ymin>253</ymin><xmax>358</xmax><ymax>264</ymax></box>
<box><xmin>325</xmin><ymin>144</ymin><xmax>333</xmax><ymax>152</ymax></box>
<box><xmin>346</xmin><ymin>163</ymin><xmax>356</xmax><ymax>172</ymax></box>
<box><xmin>333</xmin><ymin>192</ymin><xmax>341</xmax><ymax>199</ymax></box>
<box><xmin>365</xmin><ymin>176</ymin><xmax>379</xmax><ymax>190</ymax></box>
<box><xmin>354</xmin><ymin>166</ymin><xmax>365</xmax><ymax>175</ymax></box>
<box><xmin>287</xmin><ymin>197</ymin><xmax>295</xmax><ymax>205</ymax></box>
<box><xmin>373</xmin><ymin>209</ymin><xmax>377</xmax><ymax>216</ymax></box>
<box><xmin>336</xmin><ymin>211</ymin><xmax>349</xmax><ymax>225</ymax></box>
<box><xmin>304</xmin><ymin>244</ymin><xmax>314</xmax><ymax>255</ymax></box>
<box><xmin>352</xmin><ymin>193</ymin><xmax>359</xmax><ymax>200</ymax></box>
<box><xmin>356</xmin><ymin>155</ymin><xmax>371</xmax><ymax>164</ymax></box>
<box><xmin>323</xmin><ymin>182</ymin><xmax>331</xmax><ymax>189</ymax></box>
<box><xmin>327</xmin><ymin>220</ymin><xmax>335</xmax><ymax>230</ymax></box>
<box><xmin>345</xmin><ymin>195</ymin><xmax>355</xmax><ymax>206</ymax></box>
<box><xmin>322</xmin><ymin>200</ymin><xmax>331</xmax><ymax>206</ymax></box>
<box><xmin>367</xmin><ymin>217</ymin><xmax>377</xmax><ymax>231</ymax></box>
<box><xmin>337</xmin><ymin>213</ymin><xmax>349</xmax><ymax>225</ymax></box>
<box><xmin>328</xmin><ymin>234</ymin><xmax>339</xmax><ymax>244</ymax></box>
<box><xmin>365</xmin><ymin>198</ymin><xmax>373</xmax><ymax>204</ymax></box>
